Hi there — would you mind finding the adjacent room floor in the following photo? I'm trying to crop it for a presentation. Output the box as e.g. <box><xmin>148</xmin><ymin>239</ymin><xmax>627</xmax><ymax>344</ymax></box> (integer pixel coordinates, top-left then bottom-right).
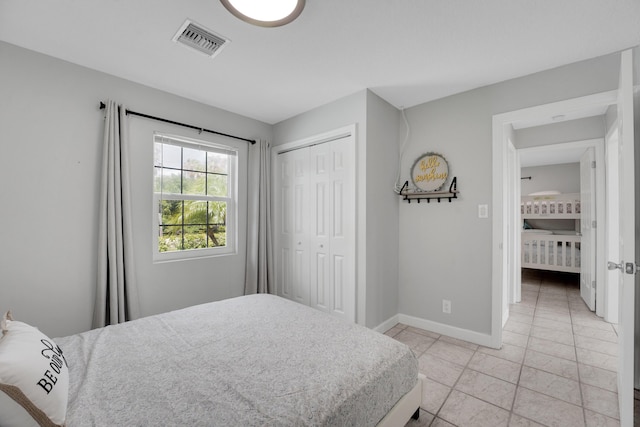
<box><xmin>392</xmin><ymin>269</ymin><xmax>620</xmax><ymax>427</ymax></box>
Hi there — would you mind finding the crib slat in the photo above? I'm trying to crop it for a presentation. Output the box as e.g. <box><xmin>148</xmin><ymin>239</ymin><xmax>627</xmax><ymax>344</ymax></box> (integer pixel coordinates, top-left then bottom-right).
<box><xmin>521</xmin><ymin>233</ymin><xmax>580</xmax><ymax>273</ymax></box>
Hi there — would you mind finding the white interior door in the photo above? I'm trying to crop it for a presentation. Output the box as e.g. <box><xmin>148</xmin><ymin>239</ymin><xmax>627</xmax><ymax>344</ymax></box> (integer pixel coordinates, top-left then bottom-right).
<box><xmin>309</xmin><ymin>143</ymin><xmax>331</xmax><ymax>314</ymax></box>
<box><xmin>276</xmin><ymin>148</ymin><xmax>310</xmax><ymax>306</ymax></box>
<box><xmin>309</xmin><ymin>139</ymin><xmax>356</xmax><ymax>321</ymax></box>
<box><xmin>580</xmin><ymin>147</ymin><xmax>596</xmax><ymax>310</ymax></box>
<box><xmin>274</xmin><ymin>130</ymin><xmax>356</xmax><ymax>323</ymax></box>
<box><xmin>611</xmin><ymin>48</ymin><xmax>635</xmax><ymax>427</ymax></box>
<box><xmin>605</xmin><ymin>127</ymin><xmax>620</xmax><ymax>324</ymax></box>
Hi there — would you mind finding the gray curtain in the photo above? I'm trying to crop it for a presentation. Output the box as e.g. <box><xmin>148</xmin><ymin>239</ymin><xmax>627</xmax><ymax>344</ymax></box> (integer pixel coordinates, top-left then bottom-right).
<box><xmin>93</xmin><ymin>100</ymin><xmax>140</xmax><ymax>328</ymax></box>
<box><xmin>244</xmin><ymin>139</ymin><xmax>274</xmax><ymax>294</ymax></box>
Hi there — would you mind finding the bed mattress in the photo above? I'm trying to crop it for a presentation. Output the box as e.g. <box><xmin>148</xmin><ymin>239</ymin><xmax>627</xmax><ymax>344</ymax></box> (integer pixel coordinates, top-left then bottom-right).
<box><xmin>55</xmin><ymin>294</ymin><xmax>417</xmax><ymax>426</ymax></box>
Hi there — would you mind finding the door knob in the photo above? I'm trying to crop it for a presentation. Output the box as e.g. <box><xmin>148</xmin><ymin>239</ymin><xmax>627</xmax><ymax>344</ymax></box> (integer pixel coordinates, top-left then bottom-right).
<box><xmin>608</xmin><ymin>261</ymin><xmax>623</xmax><ymax>271</ymax></box>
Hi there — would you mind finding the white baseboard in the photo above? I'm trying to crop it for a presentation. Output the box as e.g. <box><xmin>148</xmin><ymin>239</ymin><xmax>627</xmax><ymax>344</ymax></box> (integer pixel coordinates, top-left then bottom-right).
<box><xmin>502</xmin><ymin>308</ymin><xmax>510</xmax><ymax>328</ymax></box>
<box><xmin>373</xmin><ymin>314</ymin><xmax>400</xmax><ymax>334</ymax></box>
<box><xmin>374</xmin><ymin>313</ymin><xmax>496</xmax><ymax>348</ymax></box>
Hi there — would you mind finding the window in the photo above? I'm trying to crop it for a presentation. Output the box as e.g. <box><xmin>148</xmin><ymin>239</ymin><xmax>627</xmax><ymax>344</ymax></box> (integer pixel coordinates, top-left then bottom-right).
<box><xmin>153</xmin><ymin>133</ymin><xmax>237</xmax><ymax>261</ymax></box>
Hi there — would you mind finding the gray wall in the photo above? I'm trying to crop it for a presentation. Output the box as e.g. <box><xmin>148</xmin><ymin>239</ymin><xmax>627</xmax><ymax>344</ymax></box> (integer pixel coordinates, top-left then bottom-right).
<box><xmin>521</xmin><ymin>163</ymin><xmax>580</xmax><ymax>231</ymax></box>
<box><xmin>398</xmin><ymin>52</ymin><xmax>620</xmax><ymax>335</ymax></box>
<box><xmin>0</xmin><ymin>41</ymin><xmax>272</xmax><ymax>337</ymax></box>
<box><xmin>365</xmin><ymin>92</ymin><xmax>401</xmax><ymax>327</ymax></box>
<box><xmin>521</xmin><ymin>163</ymin><xmax>580</xmax><ymax>195</ymax></box>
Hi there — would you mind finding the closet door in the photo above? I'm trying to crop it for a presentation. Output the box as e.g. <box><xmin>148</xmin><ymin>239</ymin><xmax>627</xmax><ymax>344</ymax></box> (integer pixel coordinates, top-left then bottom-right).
<box><xmin>274</xmin><ymin>132</ymin><xmax>356</xmax><ymax>323</ymax></box>
<box><xmin>309</xmin><ymin>144</ymin><xmax>331</xmax><ymax>313</ymax></box>
<box><xmin>308</xmin><ymin>139</ymin><xmax>355</xmax><ymax>321</ymax></box>
<box><xmin>276</xmin><ymin>148</ymin><xmax>310</xmax><ymax>306</ymax></box>
<box><xmin>326</xmin><ymin>139</ymin><xmax>355</xmax><ymax>322</ymax></box>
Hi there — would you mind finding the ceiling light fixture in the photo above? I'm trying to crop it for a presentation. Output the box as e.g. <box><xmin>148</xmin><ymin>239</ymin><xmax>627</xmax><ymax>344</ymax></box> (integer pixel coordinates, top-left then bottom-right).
<box><xmin>220</xmin><ymin>0</ymin><xmax>305</xmax><ymax>27</ymax></box>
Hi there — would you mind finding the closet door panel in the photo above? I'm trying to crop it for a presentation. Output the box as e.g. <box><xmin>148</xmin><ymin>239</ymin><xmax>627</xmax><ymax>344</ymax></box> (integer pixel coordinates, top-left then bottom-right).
<box><xmin>281</xmin><ymin>247</ymin><xmax>291</xmax><ymax>298</ymax></box>
<box><xmin>279</xmin><ymin>174</ymin><xmax>292</xmax><ymax>299</ymax></box>
<box><xmin>292</xmin><ymin>151</ymin><xmax>310</xmax><ymax>305</ymax></box>
<box><xmin>309</xmin><ymin>145</ymin><xmax>331</xmax><ymax>313</ymax></box>
<box><xmin>276</xmin><ymin>153</ymin><xmax>293</xmax><ymax>299</ymax></box>
<box><xmin>333</xmin><ymin>254</ymin><xmax>345</xmax><ymax>313</ymax></box>
<box><xmin>328</xmin><ymin>139</ymin><xmax>355</xmax><ymax>322</ymax></box>
<box><xmin>276</xmin><ymin>149</ymin><xmax>310</xmax><ymax>305</ymax></box>
<box><xmin>314</xmin><ymin>252</ymin><xmax>327</xmax><ymax>308</ymax></box>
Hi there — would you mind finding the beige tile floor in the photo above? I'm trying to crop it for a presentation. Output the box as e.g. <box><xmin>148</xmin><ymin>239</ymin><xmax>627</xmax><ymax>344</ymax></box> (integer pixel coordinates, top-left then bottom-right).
<box><xmin>391</xmin><ymin>269</ymin><xmax>621</xmax><ymax>427</ymax></box>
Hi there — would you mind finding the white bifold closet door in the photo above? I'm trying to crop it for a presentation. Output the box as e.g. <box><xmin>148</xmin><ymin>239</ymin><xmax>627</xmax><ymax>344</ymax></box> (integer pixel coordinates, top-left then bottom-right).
<box><xmin>275</xmin><ymin>136</ymin><xmax>355</xmax><ymax>323</ymax></box>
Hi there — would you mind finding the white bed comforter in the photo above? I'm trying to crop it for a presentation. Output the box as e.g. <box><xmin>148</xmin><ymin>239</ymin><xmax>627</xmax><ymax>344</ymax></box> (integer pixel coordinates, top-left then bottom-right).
<box><xmin>55</xmin><ymin>294</ymin><xmax>417</xmax><ymax>426</ymax></box>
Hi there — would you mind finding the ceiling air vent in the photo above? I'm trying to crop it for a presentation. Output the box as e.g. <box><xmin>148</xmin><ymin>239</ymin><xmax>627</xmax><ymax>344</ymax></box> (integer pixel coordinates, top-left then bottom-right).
<box><xmin>173</xmin><ymin>20</ymin><xmax>229</xmax><ymax>58</ymax></box>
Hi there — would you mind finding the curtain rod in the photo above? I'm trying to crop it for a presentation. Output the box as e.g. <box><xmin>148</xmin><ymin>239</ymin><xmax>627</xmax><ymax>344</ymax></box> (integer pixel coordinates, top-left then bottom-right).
<box><xmin>99</xmin><ymin>102</ymin><xmax>256</xmax><ymax>145</ymax></box>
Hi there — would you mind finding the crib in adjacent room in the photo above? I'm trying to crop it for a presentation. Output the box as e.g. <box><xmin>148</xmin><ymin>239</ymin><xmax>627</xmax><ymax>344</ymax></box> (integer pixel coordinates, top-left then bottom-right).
<box><xmin>521</xmin><ymin>192</ymin><xmax>581</xmax><ymax>273</ymax></box>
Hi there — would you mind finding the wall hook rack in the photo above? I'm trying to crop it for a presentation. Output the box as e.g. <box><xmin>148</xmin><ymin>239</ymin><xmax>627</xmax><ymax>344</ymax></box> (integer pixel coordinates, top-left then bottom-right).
<box><xmin>400</xmin><ymin>177</ymin><xmax>459</xmax><ymax>203</ymax></box>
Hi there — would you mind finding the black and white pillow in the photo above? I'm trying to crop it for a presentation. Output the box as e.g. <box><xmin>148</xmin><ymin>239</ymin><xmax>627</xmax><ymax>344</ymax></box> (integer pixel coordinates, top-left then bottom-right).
<box><xmin>0</xmin><ymin>311</ymin><xmax>69</xmax><ymax>427</ymax></box>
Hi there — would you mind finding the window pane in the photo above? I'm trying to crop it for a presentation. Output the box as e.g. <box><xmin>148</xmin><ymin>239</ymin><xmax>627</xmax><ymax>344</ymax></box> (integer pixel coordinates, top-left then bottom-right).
<box><xmin>207</xmin><ymin>174</ymin><xmax>228</xmax><ymax>197</ymax></box>
<box><xmin>183</xmin><ymin>201</ymin><xmax>208</xmax><ymax>225</ymax></box>
<box><xmin>208</xmin><ymin>201</ymin><xmax>227</xmax><ymax>225</ymax></box>
<box><xmin>154</xmin><ymin>167</ymin><xmax>162</xmax><ymax>192</ymax></box>
<box><xmin>160</xmin><ymin>200</ymin><xmax>182</xmax><ymax>226</ymax></box>
<box><xmin>154</xmin><ymin>143</ymin><xmax>163</xmax><ymax>167</ymax></box>
<box><xmin>159</xmin><ymin>225</ymin><xmax>182</xmax><ymax>252</ymax></box>
<box><xmin>183</xmin><ymin>171</ymin><xmax>206</xmax><ymax>195</ymax></box>
<box><xmin>208</xmin><ymin>225</ymin><xmax>226</xmax><ymax>247</ymax></box>
<box><xmin>162</xmin><ymin>169</ymin><xmax>181</xmax><ymax>194</ymax></box>
<box><xmin>162</xmin><ymin>144</ymin><xmax>182</xmax><ymax>169</ymax></box>
<box><xmin>183</xmin><ymin>226</ymin><xmax>208</xmax><ymax>250</ymax></box>
<box><xmin>207</xmin><ymin>152</ymin><xmax>228</xmax><ymax>174</ymax></box>
<box><xmin>183</xmin><ymin>147</ymin><xmax>206</xmax><ymax>172</ymax></box>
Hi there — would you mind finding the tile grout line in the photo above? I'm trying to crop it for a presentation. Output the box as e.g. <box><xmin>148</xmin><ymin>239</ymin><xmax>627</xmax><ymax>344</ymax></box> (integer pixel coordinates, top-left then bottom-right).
<box><xmin>400</xmin><ymin>272</ymin><xmax>620</xmax><ymax>426</ymax></box>
<box><xmin>430</xmin><ymin>336</ymin><xmax>506</xmax><ymax>426</ymax></box>
<box><xmin>565</xmin><ymin>285</ymin><xmax>589</xmax><ymax>427</ymax></box>
<box><xmin>506</xmin><ymin>281</ymin><xmax>543</xmax><ymax>427</ymax></box>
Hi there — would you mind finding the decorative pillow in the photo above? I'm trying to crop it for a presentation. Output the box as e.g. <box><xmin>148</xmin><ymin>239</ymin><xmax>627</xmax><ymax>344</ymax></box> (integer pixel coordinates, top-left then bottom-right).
<box><xmin>0</xmin><ymin>311</ymin><xmax>68</xmax><ymax>427</ymax></box>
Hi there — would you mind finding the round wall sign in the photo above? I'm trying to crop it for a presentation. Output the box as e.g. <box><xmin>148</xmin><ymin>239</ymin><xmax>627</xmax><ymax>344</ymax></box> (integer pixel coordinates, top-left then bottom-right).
<box><xmin>411</xmin><ymin>153</ymin><xmax>449</xmax><ymax>192</ymax></box>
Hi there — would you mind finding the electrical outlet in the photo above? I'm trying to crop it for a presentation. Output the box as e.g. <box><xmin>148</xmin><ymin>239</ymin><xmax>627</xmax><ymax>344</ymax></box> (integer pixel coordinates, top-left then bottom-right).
<box><xmin>442</xmin><ymin>299</ymin><xmax>451</xmax><ymax>314</ymax></box>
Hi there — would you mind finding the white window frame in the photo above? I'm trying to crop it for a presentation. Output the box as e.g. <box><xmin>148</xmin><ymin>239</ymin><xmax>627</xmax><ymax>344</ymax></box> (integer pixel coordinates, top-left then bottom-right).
<box><xmin>153</xmin><ymin>132</ymin><xmax>237</xmax><ymax>262</ymax></box>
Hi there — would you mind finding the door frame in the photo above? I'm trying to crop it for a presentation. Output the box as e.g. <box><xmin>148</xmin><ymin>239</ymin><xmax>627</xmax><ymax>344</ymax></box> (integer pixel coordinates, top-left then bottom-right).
<box><xmin>491</xmin><ymin>90</ymin><xmax>618</xmax><ymax>349</ymax></box>
<box><xmin>515</xmin><ymin>139</ymin><xmax>605</xmax><ymax>308</ymax></box>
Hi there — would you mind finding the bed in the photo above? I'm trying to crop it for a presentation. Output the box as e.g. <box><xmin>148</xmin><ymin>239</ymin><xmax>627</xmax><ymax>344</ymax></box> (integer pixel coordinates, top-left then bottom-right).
<box><xmin>521</xmin><ymin>192</ymin><xmax>581</xmax><ymax>273</ymax></box>
<box><xmin>1</xmin><ymin>294</ymin><xmax>421</xmax><ymax>427</ymax></box>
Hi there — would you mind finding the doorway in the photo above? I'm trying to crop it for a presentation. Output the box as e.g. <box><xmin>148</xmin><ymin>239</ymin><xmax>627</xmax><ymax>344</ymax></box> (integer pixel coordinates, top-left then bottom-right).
<box><xmin>492</xmin><ymin>59</ymin><xmax>635</xmax><ymax>423</ymax></box>
<box><xmin>491</xmin><ymin>90</ymin><xmax>618</xmax><ymax>349</ymax></box>
<box><xmin>516</xmin><ymin>139</ymin><xmax>606</xmax><ymax>317</ymax></box>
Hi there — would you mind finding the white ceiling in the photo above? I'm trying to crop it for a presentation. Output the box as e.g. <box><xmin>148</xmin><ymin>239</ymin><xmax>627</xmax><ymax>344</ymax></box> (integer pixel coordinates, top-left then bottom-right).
<box><xmin>1</xmin><ymin>1</ymin><xmax>639</xmax><ymax>124</ymax></box>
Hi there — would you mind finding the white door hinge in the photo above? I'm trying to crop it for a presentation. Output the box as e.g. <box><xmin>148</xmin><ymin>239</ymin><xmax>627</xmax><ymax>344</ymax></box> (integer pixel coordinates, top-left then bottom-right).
<box><xmin>592</xmin><ymin>220</ymin><xmax>597</xmax><ymax>228</ymax></box>
<box><xmin>592</xmin><ymin>280</ymin><xmax>596</xmax><ymax>289</ymax></box>
<box><xmin>591</xmin><ymin>160</ymin><xmax>596</xmax><ymax>169</ymax></box>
